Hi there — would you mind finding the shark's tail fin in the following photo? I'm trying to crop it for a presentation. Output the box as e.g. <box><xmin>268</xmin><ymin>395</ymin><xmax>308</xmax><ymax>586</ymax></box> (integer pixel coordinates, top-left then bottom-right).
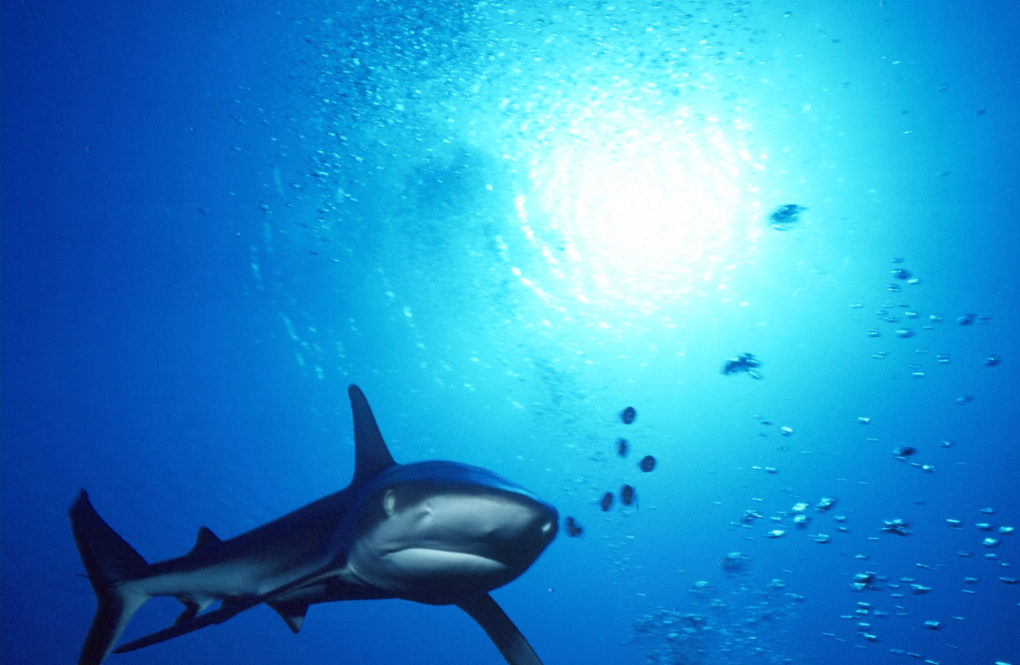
<box><xmin>70</xmin><ymin>490</ymin><xmax>151</xmax><ymax>665</ymax></box>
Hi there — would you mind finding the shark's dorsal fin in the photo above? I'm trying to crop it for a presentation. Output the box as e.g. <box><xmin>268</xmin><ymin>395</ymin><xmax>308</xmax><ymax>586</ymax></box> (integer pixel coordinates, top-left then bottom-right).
<box><xmin>266</xmin><ymin>599</ymin><xmax>309</xmax><ymax>633</ymax></box>
<box><xmin>348</xmin><ymin>385</ymin><xmax>396</xmax><ymax>484</ymax></box>
<box><xmin>189</xmin><ymin>527</ymin><xmax>221</xmax><ymax>555</ymax></box>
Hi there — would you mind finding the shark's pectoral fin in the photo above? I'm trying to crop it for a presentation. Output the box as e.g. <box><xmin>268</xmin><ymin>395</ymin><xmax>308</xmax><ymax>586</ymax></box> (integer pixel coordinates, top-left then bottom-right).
<box><xmin>267</xmin><ymin>600</ymin><xmax>309</xmax><ymax>633</ymax></box>
<box><xmin>456</xmin><ymin>594</ymin><xmax>544</xmax><ymax>665</ymax></box>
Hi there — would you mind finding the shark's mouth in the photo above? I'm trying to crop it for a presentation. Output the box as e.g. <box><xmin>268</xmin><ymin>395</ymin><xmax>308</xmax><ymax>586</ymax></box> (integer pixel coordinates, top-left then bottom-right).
<box><xmin>384</xmin><ymin>547</ymin><xmax>511</xmax><ymax>579</ymax></box>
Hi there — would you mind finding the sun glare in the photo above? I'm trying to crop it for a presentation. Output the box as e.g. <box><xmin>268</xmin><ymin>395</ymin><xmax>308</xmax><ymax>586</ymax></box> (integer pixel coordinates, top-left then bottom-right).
<box><xmin>509</xmin><ymin>98</ymin><xmax>764</xmax><ymax>322</ymax></box>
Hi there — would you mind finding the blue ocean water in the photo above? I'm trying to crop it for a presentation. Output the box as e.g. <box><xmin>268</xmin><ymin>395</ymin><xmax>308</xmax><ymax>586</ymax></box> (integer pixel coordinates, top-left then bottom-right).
<box><xmin>3</xmin><ymin>1</ymin><xmax>1018</xmax><ymax>664</ymax></box>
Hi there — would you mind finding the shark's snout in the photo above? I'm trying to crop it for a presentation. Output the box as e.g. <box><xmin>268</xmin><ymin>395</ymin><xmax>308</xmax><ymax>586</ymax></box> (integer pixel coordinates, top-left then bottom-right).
<box><xmin>348</xmin><ymin>464</ymin><xmax>558</xmax><ymax>603</ymax></box>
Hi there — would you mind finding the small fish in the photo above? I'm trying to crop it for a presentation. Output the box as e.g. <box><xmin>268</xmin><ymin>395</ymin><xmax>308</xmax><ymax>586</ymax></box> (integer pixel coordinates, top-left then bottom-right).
<box><xmin>621</xmin><ymin>406</ymin><xmax>637</xmax><ymax>425</ymax></box>
<box><xmin>616</xmin><ymin>437</ymin><xmax>629</xmax><ymax>457</ymax></box>
<box><xmin>620</xmin><ymin>484</ymin><xmax>636</xmax><ymax>507</ymax></box>
<box><xmin>639</xmin><ymin>455</ymin><xmax>657</xmax><ymax>472</ymax></box>
<box><xmin>565</xmin><ymin>516</ymin><xmax>584</xmax><ymax>538</ymax></box>
<box><xmin>600</xmin><ymin>491</ymin><xmax>614</xmax><ymax>512</ymax></box>
<box><xmin>768</xmin><ymin>203</ymin><xmax>806</xmax><ymax>231</ymax></box>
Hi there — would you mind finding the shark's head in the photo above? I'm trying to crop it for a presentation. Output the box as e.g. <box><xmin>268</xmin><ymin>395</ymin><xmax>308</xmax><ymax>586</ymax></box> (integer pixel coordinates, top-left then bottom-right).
<box><xmin>347</xmin><ymin>461</ymin><xmax>558</xmax><ymax>604</ymax></box>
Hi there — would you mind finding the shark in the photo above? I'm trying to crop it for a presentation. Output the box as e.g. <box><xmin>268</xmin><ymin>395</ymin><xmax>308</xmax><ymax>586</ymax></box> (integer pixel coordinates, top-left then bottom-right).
<box><xmin>70</xmin><ymin>384</ymin><xmax>558</xmax><ymax>665</ymax></box>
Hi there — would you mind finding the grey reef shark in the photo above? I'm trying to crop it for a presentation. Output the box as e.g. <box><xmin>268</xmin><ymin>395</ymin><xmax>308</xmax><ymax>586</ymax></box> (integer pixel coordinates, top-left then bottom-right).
<box><xmin>70</xmin><ymin>384</ymin><xmax>558</xmax><ymax>665</ymax></box>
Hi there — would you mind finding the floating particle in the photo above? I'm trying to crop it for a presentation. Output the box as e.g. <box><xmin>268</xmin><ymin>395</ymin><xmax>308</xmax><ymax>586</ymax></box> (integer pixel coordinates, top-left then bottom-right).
<box><xmin>816</xmin><ymin>497</ymin><xmax>837</xmax><ymax>512</ymax></box>
<box><xmin>923</xmin><ymin>620</ymin><xmax>942</xmax><ymax>630</ymax></box>
<box><xmin>851</xmin><ymin>572</ymin><xmax>876</xmax><ymax>591</ymax></box>
<box><xmin>954</xmin><ymin>394</ymin><xmax>974</xmax><ymax>405</ymax></box>
<box><xmin>893</xmin><ymin>446</ymin><xmax>917</xmax><ymax>458</ymax></box>
<box><xmin>936</xmin><ymin>354</ymin><xmax>951</xmax><ymax>364</ymax></box>
<box><xmin>600</xmin><ymin>491</ymin><xmax>613</xmax><ymax>512</ymax></box>
<box><xmin>895</xmin><ymin>329</ymin><xmax>915</xmax><ymax>338</ymax></box>
<box><xmin>780</xmin><ymin>425</ymin><xmax>794</xmax><ymax>437</ymax></box>
<box><xmin>979</xmin><ymin>507</ymin><xmax>996</xmax><ymax>514</ymax></box>
<box><xmin>946</xmin><ymin>519</ymin><xmax>963</xmax><ymax>528</ymax></box>
<box><xmin>985</xmin><ymin>354</ymin><xmax>1001</xmax><ymax>366</ymax></box>
<box><xmin>999</xmin><ymin>525</ymin><xmax>1015</xmax><ymax>535</ymax></box>
<box><xmin>976</xmin><ymin>523</ymin><xmax>993</xmax><ymax>531</ymax></box>
<box><xmin>689</xmin><ymin>580</ymin><xmax>714</xmax><ymax>595</ymax></box>
<box><xmin>983</xmin><ymin>537</ymin><xmax>1000</xmax><ymax>548</ymax></box>
<box><xmin>910</xmin><ymin>583</ymin><xmax>932</xmax><ymax>594</ymax></box>
<box><xmin>616</xmin><ymin>437</ymin><xmax>629</xmax><ymax>457</ymax></box>
<box><xmin>866</xmin><ymin>328</ymin><xmax>881</xmax><ymax>337</ymax></box>
<box><xmin>813</xmin><ymin>533</ymin><xmax>831</xmax><ymax>544</ymax></box>
<box><xmin>639</xmin><ymin>455</ymin><xmax>657</xmax><ymax>472</ymax></box>
<box><xmin>891</xmin><ymin>268</ymin><xmax>912</xmax><ymax>280</ymax></box>
<box><xmin>792</xmin><ymin>502</ymin><xmax>809</xmax><ymax>513</ymax></box>
<box><xmin>883</xmin><ymin>518</ymin><xmax>911</xmax><ymax>536</ymax></box>
<box><xmin>719</xmin><ymin>551</ymin><xmax>751</xmax><ymax>573</ymax></box>
<box><xmin>858</xmin><ymin>416</ymin><xmax>871</xmax><ymax>425</ymax></box>
<box><xmin>957</xmin><ymin>313</ymin><xmax>977</xmax><ymax>325</ymax></box>
<box><xmin>564</xmin><ymin>516</ymin><xmax>584</xmax><ymax>537</ymax></box>
<box><xmin>620</xmin><ymin>406</ymin><xmax>637</xmax><ymax>424</ymax></box>
<box><xmin>938</xmin><ymin>440</ymin><xmax>955</xmax><ymax>448</ymax></box>
<box><xmin>793</xmin><ymin>514</ymin><xmax>810</xmax><ymax>528</ymax></box>
<box><xmin>766</xmin><ymin>529</ymin><xmax>786</xmax><ymax>538</ymax></box>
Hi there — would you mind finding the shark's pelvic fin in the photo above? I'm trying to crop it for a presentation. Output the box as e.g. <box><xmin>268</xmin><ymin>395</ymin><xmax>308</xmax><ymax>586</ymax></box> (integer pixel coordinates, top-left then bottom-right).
<box><xmin>457</xmin><ymin>594</ymin><xmax>544</xmax><ymax>665</ymax></box>
<box><xmin>267</xmin><ymin>599</ymin><xmax>309</xmax><ymax>633</ymax></box>
<box><xmin>348</xmin><ymin>384</ymin><xmax>396</xmax><ymax>484</ymax></box>
<box><xmin>69</xmin><ymin>490</ymin><xmax>151</xmax><ymax>665</ymax></box>
<box><xmin>115</xmin><ymin>567</ymin><xmax>331</xmax><ymax>654</ymax></box>
<box><xmin>114</xmin><ymin>595</ymin><xmax>264</xmax><ymax>654</ymax></box>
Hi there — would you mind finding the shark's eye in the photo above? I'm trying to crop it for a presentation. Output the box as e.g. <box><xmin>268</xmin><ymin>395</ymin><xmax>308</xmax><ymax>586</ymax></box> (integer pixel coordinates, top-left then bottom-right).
<box><xmin>382</xmin><ymin>489</ymin><xmax>397</xmax><ymax>516</ymax></box>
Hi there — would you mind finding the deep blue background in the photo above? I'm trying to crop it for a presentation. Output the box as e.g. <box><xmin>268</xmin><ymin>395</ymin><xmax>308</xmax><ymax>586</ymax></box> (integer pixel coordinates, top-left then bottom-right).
<box><xmin>3</xmin><ymin>1</ymin><xmax>1018</xmax><ymax>664</ymax></box>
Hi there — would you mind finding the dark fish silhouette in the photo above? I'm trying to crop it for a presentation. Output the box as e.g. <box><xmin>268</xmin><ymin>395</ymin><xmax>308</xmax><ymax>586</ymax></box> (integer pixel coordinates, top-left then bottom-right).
<box><xmin>639</xmin><ymin>455</ymin><xmax>657</xmax><ymax>472</ymax></box>
<box><xmin>620</xmin><ymin>406</ymin><xmax>637</xmax><ymax>425</ymax></box>
<box><xmin>564</xmin><ymin>516</ymin><xmax>584</xmax><ymax>538</ymax></box>
<box><xmin>600</xmin><ymin>491</ymin><xmax>614</xmax><ymax>512</ymax></box>
<box><xmin>616</xmin><ymin>438</ymin><xmax>629</xmax><ymax>457</ymax></box>
<box><xmin>768</xmin><ymin>203</ymin><xmax>805</xmax><ymax>231</ymax></box>
<box><xmin>620</xmin><ymin>484</ymin><xmax>636</xmax><ymax>507</ymax></box>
